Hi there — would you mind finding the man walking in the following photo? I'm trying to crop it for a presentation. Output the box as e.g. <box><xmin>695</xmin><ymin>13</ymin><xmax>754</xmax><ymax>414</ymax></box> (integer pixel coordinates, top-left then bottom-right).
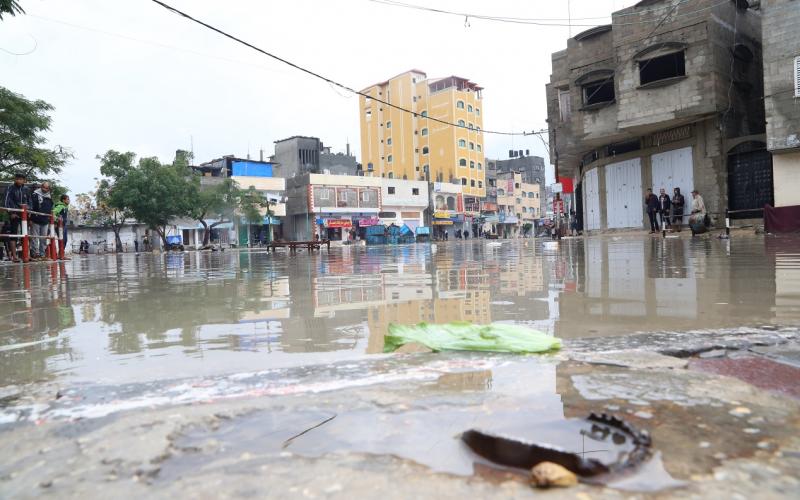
<box><xmin>658</xmin><ymin>188</ymin><xmax>672</xmax><ymax>231</ymax></box>
<box><xmin>3</xmin><ymin>173</ymin><xmax>31</xmax><ymax>262</ymax></box>
<box><xmin>53</xmin><ymin>194</ymin><xmax>70</xmax><ymax>259</ymax></box>
<box><xmin>644</xmin><ymin>188</ymin><xmax>659</xmax><ymax>234</ymax></box>
<box><xmin>671</xmin><ymin>187</ymin><xmax>685</xmax><ymax>232</ymax></box>
<box><xmin>31</xmin><ymin>181</ymin><xmax>54</xmax><ymax>260</ymax></box>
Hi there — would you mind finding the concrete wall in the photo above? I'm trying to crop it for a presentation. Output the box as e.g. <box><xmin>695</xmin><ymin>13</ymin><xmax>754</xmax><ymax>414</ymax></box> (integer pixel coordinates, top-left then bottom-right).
<box><xmin>773</xmin><ymin>152</ymin><xmax>800</xmax><ymax>207</ymax></box>
<box><xmin>762</xmin><ymin>0</ymin><xmax>800</xmax><ymax>152</ymax></box>
<box><xmin>273</xmin><ymin>137</ymin><xmax>322</xmax><ymax>179</ymax></box>
<box><xmin>493</xmin><ymin>155</ymin><xmax>546</xmax><ymax>185</ymax></box>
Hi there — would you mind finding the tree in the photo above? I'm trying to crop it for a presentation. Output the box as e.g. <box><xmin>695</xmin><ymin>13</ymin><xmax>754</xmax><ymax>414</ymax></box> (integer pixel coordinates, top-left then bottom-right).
<box><xmin>0</xmin><ymin>1</ymin><xmax>24</xmax><ymax>20</ymax></box>
<box><xmin>189</xmin><ymin>177</ymin><xmax>239</xmax><ymax>247</ymax></box>
<box><xmin>0</xmin><ymin>86</ymin><xmax>71</xmax><ymax>181</ymax></box>
<box><xmin>96</xmin><ymin>151</ymin><xmax>138</xmax><ymax>251</ymax></box>
<box><xmin>95</xmin><ymin>149</ymin><xmax>195</xmax><ymax>249</ymax></box>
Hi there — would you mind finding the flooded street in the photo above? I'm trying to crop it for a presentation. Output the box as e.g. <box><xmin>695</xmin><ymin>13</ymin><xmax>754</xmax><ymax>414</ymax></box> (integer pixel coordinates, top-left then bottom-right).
<box><xmin>1</xmin><ymin>234</ymin><xmax>800</xmax><ymax>498</ymax></box>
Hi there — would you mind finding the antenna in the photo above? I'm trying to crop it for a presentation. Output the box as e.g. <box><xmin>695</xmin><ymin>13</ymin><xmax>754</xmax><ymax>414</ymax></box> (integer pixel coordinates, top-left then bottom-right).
<box><xmin>190</xmin><ymin>135</ymin><xmax>194</xmax><ymax>159</ymax></box>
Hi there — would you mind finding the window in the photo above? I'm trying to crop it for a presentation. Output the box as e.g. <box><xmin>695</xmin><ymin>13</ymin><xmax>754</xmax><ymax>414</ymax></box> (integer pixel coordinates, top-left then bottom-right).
<box><xmin>522</xmin><ymin>207</ymin><xmax>527</xmax><ymax>213</ymax></box>
<box><xmin>386</xmin><ymin>121</ymin><xmax>392</xmax><ymax>129</ymax></box>
<box><xmin>467</xmin><ymin>104</ymin><xmax>473</xmax><ymax>112</ymax></box>
<box><xmin>477</xmin><ymin>145</ymin><xmax>482</xmax><ymax>152</ymax></box>
<box><xmin>422</xmin><ymin>146</ymin><xmax>429</xmax><ymax>155</ymax></box>
<box><xmin>522</xmin><ymin>192</ymin><xmax>528</xmax><ymax>198</ymax></box>
<box><xmin>387</xmin><ymin>155</ymin><xmax>393</xmax><ymax>163</ymax></box>
<box><xmin>421</xmin><ymin>128</ymin><xmax>428</xmax><ymax>136</ymax></box>
<box><xmin>388</xmin><ymin>186</ymin><xmax>396</xmax><ymax>194</ymax></box>
<box><xmin>477</xmin><ymin>162</ymin><xmax>482</xmax><ymax>170</ymax></box>
<box><xmin>468</xmin><ymin>123</ymin><xmax>474</xmax><ymax>130</ymax></box>
<box><xmin>459</xmin><ymin>158</ymin><xmax>467</xmax><ymax>167</ymax></box>
<box><xmin>476</xmin><ymin>108</ymin><xmax>480</xmax><ymax>116</ymax></box>
<box><xmin>478</xmin><ymin>181</ymin><xmax>483</xmax><ymax>188</ymax></box>
<box><xmin>469</xmin><ymin>142</ymin><xmax>475</xmax><ymax>150</ymax></box>
<box><xmin>379</xmin><ymin>211</ymin><xmax>397</xmax><ymax>219</ymax></box>
<box><xmin>470</xmin><ymin>161</ymin><xmax>475</xmax><ymax>169</ymax></box>
<box><xmin>528</xmin><ymin>192</ymin><xmax>534</xmax><ymax>198</ymax></box>
<box><xmin>558</xmin><ymin>88</ymin><xmax>571</xmax><ymax>121</ymax></box>
<box><xmin>476</xmin><ymin>127</ymin><xmax>481</xmax><ymax>131</ymax></box>
<box><xmin>366</xmin><ymin>110</ymin><xmax>372</xmax><ymax>119</ymax></box>
<box><xmin>516</xmin><ymin>198</ymin><xmax>522</xmax><ymax>204</ymax></box>
<box><xmin>639</xmin><ymin>51</ymin><xmax>685</xmax><ymax>86</ymax></box>
<box><xmin>498</xmin><ymin>188</ymin><xmax>505</xmax><ymax>196</ymax></box>
<box><xmin>367</xmin><ymin>162</ymin><xmax>374</xmax><ymax>171</ymax></box>
<box><xmin>515</xmin><ymin>183</ymin><xmax>520</xmax><ymax>188</ymax></box>
<box><xmin>420</xmin><ymin>110</ymin><xmax>428</xmax><ymax>117</ymax></box>
<box><xmin>583</xmin><ymin>79</ymin><xmax>615</xmax><ymax>106</ymax></box>
<box><xmin>470</xmin><ymin>179</ymin><xmax>475</xmax><ymax>187</ymax></box>
<box><xmin>457</xmin><ymin>100</ymin><xmax>465</xmax><ymax>109</ymax></box>
<box><xmin>386</xmin><ymin>137</ymin><xmax>392</xmax><ymax>145</ymax></box>
<box><xmin>461</xmin><ymin>177</ymin><xmax>467</xmax><ymax>185</ymax></box>
<box><xmin>794</xmin><ymin>56</ymin><xmax>800</xmax><ymax>97</ymax></box>
<box><xmin>458</xmin><ymin>139</ymin><xmax>466</xmax><ymax>148</ymax></box>
<box><xmin>388</xmin><ymin>172</ymin><xmax>394</xmax><ymax>179</ymax></box>
<box><xmin>412</xmin><ymin>188</ymin><xmax>420</xmax><ymax>195</ymax></box>
<box><xmin>458</xmin><ymin>119</ymin><xmax>466</xmax><ymax>127</ymax></box>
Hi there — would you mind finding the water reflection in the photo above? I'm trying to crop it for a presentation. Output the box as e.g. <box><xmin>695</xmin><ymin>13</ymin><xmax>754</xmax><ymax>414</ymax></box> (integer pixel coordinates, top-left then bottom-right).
<box><xmin>1</xmin><ymin>235</ymin><xmax>798</xmax><ymax>385</ymax></box>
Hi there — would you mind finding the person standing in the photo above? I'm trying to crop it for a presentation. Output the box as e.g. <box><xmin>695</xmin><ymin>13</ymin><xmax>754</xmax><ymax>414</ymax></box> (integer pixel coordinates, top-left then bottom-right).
<box><xmin>53</xmin><ymin>194</ymin><xmax>70</xmax><ymax>259</ymax></box>
<box><xmin>644</xmin><ymin>188</ymin><xmax>659</xmax><ymax>234</ymax></box>
<box><xmin>134</xmin><ymin>239</ymin><xmax>139</xmax><ymax>253</ymax></box>
<box><xmin>3</xmin><ymin>173</ymin><xmax>31</xmax><ymax>262</ymax></box>
<box><xmin>671</xmin><ymin>187</ymin><xmax>685</xmax><ymax>232</ymax></box>
<box><xmin>689</xmin><ymin>189</ymin><xmax>708</xmax><ymax>235</ymax></box>
<box><xmin>658</xmin><ymin>188</ymin><xmax>672</xmax><ymax>231</ymax></box>
<box><xmin>31</xmin><ymin>181</ymin><xmax>54</xmax><ymax>260</ymax></box>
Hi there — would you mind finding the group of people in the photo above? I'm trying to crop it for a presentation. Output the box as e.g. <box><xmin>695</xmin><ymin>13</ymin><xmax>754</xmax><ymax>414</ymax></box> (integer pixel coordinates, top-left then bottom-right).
<box><xmin>644</xmin><ymin>187</ymin><xmax>706</xmax><ymax>234</ymax></box>
<box><xmin>2</xmin><ymin>173</ymin><xmax>70</xmax><ymax>263</ymax></box>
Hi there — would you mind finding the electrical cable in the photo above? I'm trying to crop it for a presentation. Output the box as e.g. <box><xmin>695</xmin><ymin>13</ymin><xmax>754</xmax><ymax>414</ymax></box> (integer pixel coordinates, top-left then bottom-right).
<box><xmin>368</xmin><ymin>0</ymin><xmax>729</xmax><ymax>28</ymax></box>
<box><xmin>148</xmin><ymin>0</ymin><xmax>545</xmax><ymax>137</ymax></box>
<box><xmin>0</xmin><ymin>34</ymin><xmax>37</xmax><ymax>56</ymax></box>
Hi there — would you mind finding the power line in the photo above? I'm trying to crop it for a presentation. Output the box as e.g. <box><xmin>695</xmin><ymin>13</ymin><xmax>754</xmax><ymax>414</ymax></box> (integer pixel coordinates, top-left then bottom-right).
<box><xmin>368</xmin><ymin>0</ymin><xmax>728</xmax><ymax>28</ymax></box>
<box><xmin>148</xmin><ymin>0</ymin><xmax>544</xmax><ymax>137</ymax></box>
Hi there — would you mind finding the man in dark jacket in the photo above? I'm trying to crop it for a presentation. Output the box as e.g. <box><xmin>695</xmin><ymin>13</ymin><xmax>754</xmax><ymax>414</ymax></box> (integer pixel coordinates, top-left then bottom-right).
<box><xmin>31</xmin><ymin>181</ymin><xmax>54</xmax><ymax>259</ymax></box>
<box><xmin>658</xmin><ymin>188</ymin><xmax>672</xmax><ymax>230</ymax></box>
<box><xmin>671</xmin><ymin>187</ymin><xmax>685</xmax><ymax>232</ymax></box>
<box><xmin>3</xmin><ymin>173</ymin><xmax>31</xmax><ymax>262</ymax></box>
<box><xmin>644</xmin><ymin>188</ymin><xmax>659</xmax><ymax>234</ymax></box>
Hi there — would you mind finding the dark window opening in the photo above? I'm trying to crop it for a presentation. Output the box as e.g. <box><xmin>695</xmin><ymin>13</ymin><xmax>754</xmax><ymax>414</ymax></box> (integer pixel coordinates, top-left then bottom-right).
<box><xmin>388</xmin><ymin>186</ymin><xmax>396</xmax><ymax>194</ymax></box>
<box><xmin>606</xmin><ymin>139</ymin><xmax>641</xmax><ymax>156</ymax></box>
<box><xmin>412</xmin><ymin>188</ymin><xmax>420</xmax><ymax>195</ymax></box>
<box><xmin>583</xmin><ymin>79</ymin><xmax>615</xmax><ymax>105</ymax></box>
<box><xmin>639</xmin><ymin>51</ymin><xmax>685</xmax><ymax>86</ymax></box>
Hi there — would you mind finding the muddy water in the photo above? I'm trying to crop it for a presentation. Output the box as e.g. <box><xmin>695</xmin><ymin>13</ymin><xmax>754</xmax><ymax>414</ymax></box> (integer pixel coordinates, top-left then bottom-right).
<box><xmin>0</xmin><ymin>235</ymin><xmax>798</xmax><ymax>387</ymax></box>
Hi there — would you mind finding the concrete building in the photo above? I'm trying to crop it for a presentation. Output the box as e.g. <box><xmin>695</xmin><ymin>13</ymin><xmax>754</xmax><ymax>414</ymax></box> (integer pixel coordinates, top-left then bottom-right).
<box><xmin>359</xmin><ymin>70</ymin><xmax>486</xmax><ymax>199</ymax></box>
<box><xmin>193</xmin><ymin>156</ymin><xmax>286</xmax><ymax>245</ymax></box>
<box><xmin>762</xmin><ymin>0</ymin><xmax>800</xmax><ymax>207</ymax></box>
<box><xmin>272</xmin><ymin>136</ymin><xmax>358</xmax><ymax>179</ymax></box>
<box><xmin>379</xmin><ymin>178</ymin><xmax>429</xmax><ymax>230</ymax></box>
<box><xmin>496</xmin><ymin>172</ymin><xmax>542</xmax><ymax>237</ymax></box>
<box><xmin>493</xmin><ymin>153</ymin><xmax>546</xmax><ymax>186</ymax></box>
<box><xmin>284</xmin><ymin>173</ymin><xmax>382</xmax><ymax>241</ymax></box>
<box><xmin>546</xmin><ymin>0</ymin><xmax>767</xmax><ymax>232</ymax></box>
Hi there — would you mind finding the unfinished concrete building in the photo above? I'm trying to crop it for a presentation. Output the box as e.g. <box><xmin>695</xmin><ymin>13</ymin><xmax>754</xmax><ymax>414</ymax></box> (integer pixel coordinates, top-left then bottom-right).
<box><xmin>546</xmin><ymin>0</ymin><xmax>767</xmax><ymax>231</ymax></box>
<box><xmin>762</xmin><ymin>0</ymin><xmax>800</xmax><ymax>208</ymax></box>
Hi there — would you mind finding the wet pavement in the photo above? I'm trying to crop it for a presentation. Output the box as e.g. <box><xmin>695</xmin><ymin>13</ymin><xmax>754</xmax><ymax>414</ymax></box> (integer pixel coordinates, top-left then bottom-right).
<box><xmin>1</xmin><ymin>233</ymin><xmax>799</xmax><ymax>498</ymax></box>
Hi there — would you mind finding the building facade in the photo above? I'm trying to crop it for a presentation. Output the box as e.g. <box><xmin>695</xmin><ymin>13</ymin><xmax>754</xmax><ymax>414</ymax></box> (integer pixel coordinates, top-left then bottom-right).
<box><xmin>496</xmin><ymin>172</ymin><xmax>542</xmax><ymax>237</ymax></box>
<box><xmin>379</xmin><ymin>178</ymin><xmax>429</xmax><ymax>230</ymax></box>
<box><xmin>359</xmin><ymin>70</ymin><xmax>486</xmax><ymax>199</ymax></box>
<box><xmin>762</xmin><ymin>0</ymin><xmax>800</xmax><ymax>207</ymax></box>
<box><xmin>494</xmin><ymin>154</ymin><xmax>546</xmax><ymax>186</ymax></box>
<box><xmin>546</xmin><ymin>0</ymin><xmax>767</xmax><ymax>232</ymax></box>
<box><xmin>272</xmin><ymin>136</ymin><xmax>358</xmax><ymax>179</ymax></box>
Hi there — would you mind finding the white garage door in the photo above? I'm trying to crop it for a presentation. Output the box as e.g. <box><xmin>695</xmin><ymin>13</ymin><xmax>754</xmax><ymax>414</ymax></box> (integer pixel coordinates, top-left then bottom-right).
<box><xmin>605</xmin><ymin>158</ymin><xmax>643</xmax><ymax>229</ymax></box>
<box><xmin>651</xmin><ymin>147</ymin><xmax>694</xmax><ymax>210</ymax></box>
<box><xmin>583</xmin><ymin>168</ymin><xmax>601</xmax><ymax>230</ymax></box>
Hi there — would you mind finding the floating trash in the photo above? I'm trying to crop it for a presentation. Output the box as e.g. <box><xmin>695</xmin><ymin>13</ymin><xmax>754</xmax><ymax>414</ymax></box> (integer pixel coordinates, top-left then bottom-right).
<box><xmin>384</xmin><ymin>322</ymin><xmax>561</xmax><ymax>354</ymax></box>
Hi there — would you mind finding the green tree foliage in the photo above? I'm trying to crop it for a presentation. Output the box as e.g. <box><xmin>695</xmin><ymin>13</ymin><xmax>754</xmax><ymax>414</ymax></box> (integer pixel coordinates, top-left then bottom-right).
<box><xmin>94</xmin><ymin>151</ymin><xmax>138</xmax><ymax>251</ymax></box>
<box><xmin>0</xmin><ymin>0</ymin><xmax>24</xmax><ymax>20</ymax></box>
<box><xmin>0</xmin><ymin>86</ymin><xmax>72</xmax><ymax>181</ymax></box>
<box><xmin>189</xmin><ymin>177</ymin><xmax>239</xmax><ymax>247</ymax></box>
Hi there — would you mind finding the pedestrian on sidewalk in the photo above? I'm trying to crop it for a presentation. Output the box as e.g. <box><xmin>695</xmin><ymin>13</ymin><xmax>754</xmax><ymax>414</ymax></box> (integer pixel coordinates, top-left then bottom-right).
<box><xmin>658</xmin><ymin>188</ymin><xmax>672</xmax><ymax>231</ymax></box>
<box><xmin>31</xmin><ymin>181</ymin><xmax>54</xmax><ymax>260</ymax></box>
<box><xmin>134</xmin><ymin>239</ymin><xmax>139</xmax><ymax>253</ymax></box>
<box><xmin>3</xmin><ymin>173</ymin><xmax>31</xmax><ymax>262</ymax></box>
<box><xmin>53</xmin><ymin>194</ymin><xmax>71</xmax><ymax>259</ymax></box>
<box><xmin>671</xmin><ymin>187</ymin><xmax>685</xmax><ymax>232</ymax></box>
<box><xmin>644</xmin><ymin>188</ymin><xmax>659</xmax><ymax>234</ymax></box>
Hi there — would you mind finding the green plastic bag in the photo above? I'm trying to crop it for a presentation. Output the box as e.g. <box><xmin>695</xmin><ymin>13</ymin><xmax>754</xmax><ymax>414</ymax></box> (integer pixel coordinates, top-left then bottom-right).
<box><xmin>384</xmin><ymin>322</ymin><xmax>561</xmax><ymax>354</ymax></box>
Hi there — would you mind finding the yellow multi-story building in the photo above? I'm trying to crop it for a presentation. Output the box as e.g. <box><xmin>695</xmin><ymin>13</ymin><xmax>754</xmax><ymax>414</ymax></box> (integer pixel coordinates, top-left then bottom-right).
<box><xmin>359</xmin><ymin>70</ymin><xmax>486</xmax><ymax>198</ymax></box>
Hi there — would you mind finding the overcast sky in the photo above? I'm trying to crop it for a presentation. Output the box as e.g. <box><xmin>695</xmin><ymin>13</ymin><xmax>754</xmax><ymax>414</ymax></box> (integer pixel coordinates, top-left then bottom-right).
<box><xmin>1</xmin><ymin>0</ymin><xmax>638</xmax><ymax>194</ymax></box>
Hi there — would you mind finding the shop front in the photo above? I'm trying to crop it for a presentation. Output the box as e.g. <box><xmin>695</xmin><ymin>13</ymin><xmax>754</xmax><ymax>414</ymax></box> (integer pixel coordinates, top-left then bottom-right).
<box><xmin>317</xmin><ymin>217</ymin><xmax>353</xmax><ymax>241</ymax></box>
<box><xmin>432</xmin><ymin>211</ymin><xmax>455</xmax><ymax>240</ymax></box>
<box><xmin>354</xmin><ymin>216</ymin><xmax>381</xmax><ymax>240</ymax></box>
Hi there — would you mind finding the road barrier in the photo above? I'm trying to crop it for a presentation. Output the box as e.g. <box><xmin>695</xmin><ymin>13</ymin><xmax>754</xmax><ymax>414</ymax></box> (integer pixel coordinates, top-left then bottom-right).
<box><xmin>1</xmin><ymin>204</ymin><xmax>62</xmax><ymax>263</ymax></box>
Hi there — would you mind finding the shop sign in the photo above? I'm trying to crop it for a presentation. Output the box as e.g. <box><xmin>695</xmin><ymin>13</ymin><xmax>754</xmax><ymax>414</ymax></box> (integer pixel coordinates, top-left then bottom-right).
<box><xmin>433</xmin><ymin>211</ymin><xmax>451</xmax><ymax>219</ymax></box>
<box><xmin>356</xmin><ymin>217</ymin><xmax>380</xmax><ymax>227</ymax></box>
<box><xmin>326</xmin><ymin>219</ymin><xmax>352</xmax><ymax>228</ymax></box>
<box><xmin>432</xmin><ymin>220</ymin><xmax>454</xmax><ymax>225</ymax></box>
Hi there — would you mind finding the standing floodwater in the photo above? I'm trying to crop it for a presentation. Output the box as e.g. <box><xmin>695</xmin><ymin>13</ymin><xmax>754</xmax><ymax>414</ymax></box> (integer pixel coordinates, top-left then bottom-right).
<box><xmin>0</xmin><ymin>235</ymin><xmax>798</xmax><ymax>386</ymax></box>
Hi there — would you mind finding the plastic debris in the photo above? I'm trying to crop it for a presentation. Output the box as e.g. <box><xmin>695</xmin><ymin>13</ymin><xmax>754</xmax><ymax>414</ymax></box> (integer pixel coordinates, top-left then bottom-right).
<box><xmin>383</xmin><ymin>322</ymin><xmax>561</xmax><ymax>354</ymax></box>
